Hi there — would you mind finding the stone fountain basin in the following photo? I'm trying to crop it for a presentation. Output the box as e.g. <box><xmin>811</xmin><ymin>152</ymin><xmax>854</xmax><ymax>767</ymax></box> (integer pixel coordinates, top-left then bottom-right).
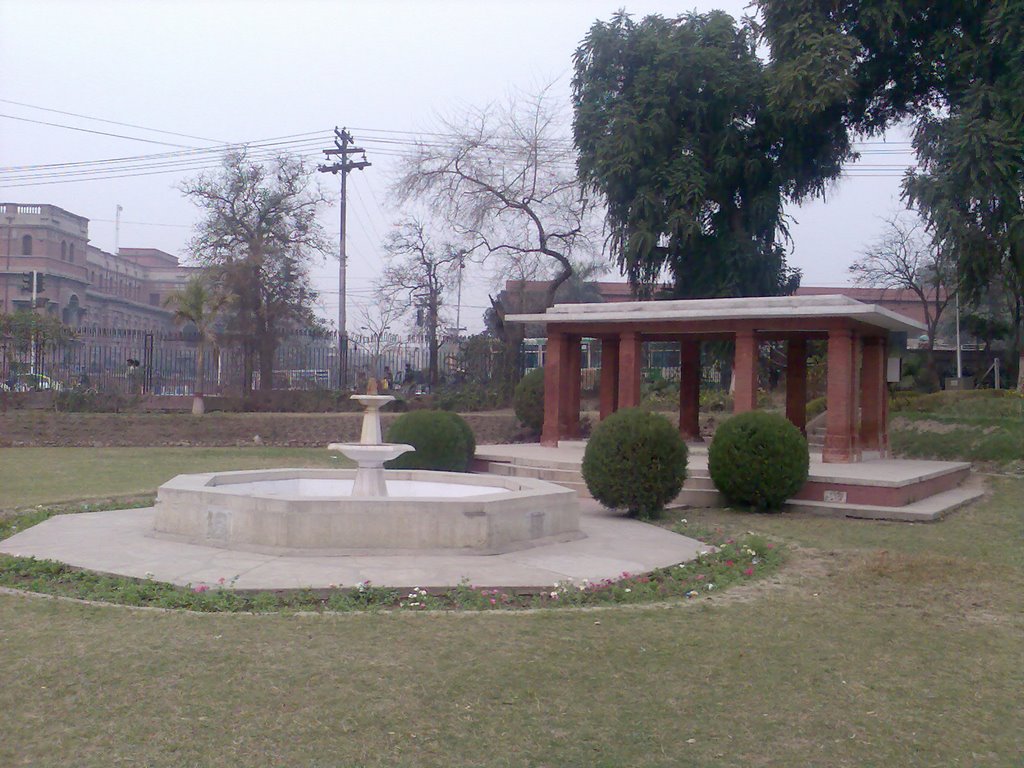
<box><xmin>153</xmin><ymin>468</ymin><xmax>581</xmax><ymax>555</ymax></box>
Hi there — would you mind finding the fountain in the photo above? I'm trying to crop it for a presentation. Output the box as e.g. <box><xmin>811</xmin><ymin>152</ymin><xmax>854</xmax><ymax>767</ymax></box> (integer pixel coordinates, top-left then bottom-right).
<box><xmin>152</xmin><ymin>385</ymin><xmax>582</xmax><ymax>554</ymax></box>
<box><xmin>326</xmin><ymin>390</ymin><xmax>413</xmax><ymax>497</ymax></box>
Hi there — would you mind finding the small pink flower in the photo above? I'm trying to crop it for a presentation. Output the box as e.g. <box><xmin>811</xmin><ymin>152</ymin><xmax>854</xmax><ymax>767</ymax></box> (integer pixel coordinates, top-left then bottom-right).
<box><xmin>766</xmin><ymin>543</ymin><xmax>775</xmax><ymax>549</ymax></box>
<box><xmin>489</xmin><ymin>598</ymin><xmax>496</xmax><ymax>605</ymax></box>
<box><xmin>193</xmin><ymin>584</ymin><xmax>210</xmax><ymax>593</ymax></box>
<box><xmin>217</xmin><ymin>577</ymin><xmax>226</xmax><ymax>585</ymax></box>
<box><xmin>743</xmin><ymin>567</ymin><xmax>755</xmax><ymax>577</ymax></box>
<box><xmin>725</xmin><ymin>560</ymin><xmax>734</xmax><ymax>567</ymax></box>
<box><xmin>696</xmin><ymin>574</ymin><xmax>705</xmax><ymax>581</ymax></box>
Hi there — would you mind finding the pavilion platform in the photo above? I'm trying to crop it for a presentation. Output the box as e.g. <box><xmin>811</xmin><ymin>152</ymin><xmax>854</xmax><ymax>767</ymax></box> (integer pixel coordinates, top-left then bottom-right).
<box><xmin>474</xmin><ymin>442</ymin><xmax>983</xmax><ymax>523</ymax></box>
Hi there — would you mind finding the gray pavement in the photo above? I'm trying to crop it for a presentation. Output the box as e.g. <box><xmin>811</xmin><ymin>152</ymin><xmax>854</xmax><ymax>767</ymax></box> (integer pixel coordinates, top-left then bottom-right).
<box><xmin>477</xmin><ymin>441</ymin><xmax>973</xmax><ymax>486</ymax></box>
<box><xmin>0</xmin><ymin>501</ymin><xmax>707</xmax><ymax>590</ymax></box>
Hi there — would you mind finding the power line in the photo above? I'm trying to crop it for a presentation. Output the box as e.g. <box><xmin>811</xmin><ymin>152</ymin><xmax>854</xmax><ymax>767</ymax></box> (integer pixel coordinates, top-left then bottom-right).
<box><xmin>0</xmin><ymin>129</ymin><xmax>329</xmax><ymax>172</ymax></box>
<box><xmin>0</xmin><ymin>97</ymin><xmax>227</xmax><ymax>143</ymax></box>
<box><xmin>0</xmin><ymin>113</ymin><xmax>196</xmax><ymax>148</ymax></box>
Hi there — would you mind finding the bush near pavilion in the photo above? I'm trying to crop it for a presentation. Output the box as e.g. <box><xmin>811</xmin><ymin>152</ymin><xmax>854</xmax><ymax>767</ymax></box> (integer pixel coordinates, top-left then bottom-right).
<box><xmin>708</xmin><ymin>410</ymin><xmax>809</xmax><ymax>512</ymax></box>
<box><xmin>582</xmin><ymin>408</ymin><xmax>688</xmax><ymax>519</ymax></box>
<box><xmin>384</xmin><ymin>410</ymin><xmax>472</xmax><ymax>472</ymax></box>
<box><xmin>513</xmin><ymin>368</ymin><xmax>545</xmax><ymax>433</ymax></box>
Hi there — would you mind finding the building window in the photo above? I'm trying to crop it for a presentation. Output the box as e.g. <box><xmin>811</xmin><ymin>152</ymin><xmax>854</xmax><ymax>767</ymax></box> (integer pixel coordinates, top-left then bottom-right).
<box><xmin>69</xmin><ymin>243</ymin><xmax>75</xmax><ymax>263</ymax></box>
<box><xmin>149</xmin><ymin>292</ymin><xmax>160</xmax><ymax>306</ymax></box>
<box><xmin>61</xmin><ymin>241</ymin><xmax>67</xmax><ymax>260</ymax></box>
<box><xmin>21</xmin><ymin>235</ymin><xmax>32</xmax><ymax>255</ymax></box>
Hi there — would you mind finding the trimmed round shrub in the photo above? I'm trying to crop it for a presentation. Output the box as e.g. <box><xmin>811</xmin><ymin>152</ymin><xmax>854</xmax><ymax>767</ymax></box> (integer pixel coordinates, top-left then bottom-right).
<box><xmin>708</xmin><ymin>410</ymin><xmax>809</xmax><ymax>512</ymax></box>
<box><xmin>582</xmin><ymin>408</ymin><xmax>688</xmax><ymax>519</ymax></box>
<box><xmin>384</xmin><ymin>410</ymin><xmax>471</xmax><ymax>471</ymax></box>
<box><xmin>513</xmin><ymin>368</ymin><xmax>545</xmax><ymax>432</ymax></box>
<box><xmin>440</xmin><ymin>410</ymin><xmax>476</xmax><ymax>468</ymax></box>
<box><xmin>805</xmin><ymin>396</ymin><xmax>827</xmax><ymax>422</ymax></box>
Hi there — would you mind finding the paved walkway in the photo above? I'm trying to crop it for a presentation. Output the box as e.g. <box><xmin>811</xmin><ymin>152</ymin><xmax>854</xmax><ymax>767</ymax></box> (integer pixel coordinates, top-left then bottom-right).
<box><xmin>0</xmin><ymin>500</ymin><xmax>706</xmax><ymax>590</ymax></box>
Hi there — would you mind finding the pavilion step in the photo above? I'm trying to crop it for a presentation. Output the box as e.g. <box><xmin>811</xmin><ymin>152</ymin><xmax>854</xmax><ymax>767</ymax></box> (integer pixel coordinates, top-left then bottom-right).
<box><xmin>670</xmin><ymin>487</ymin><xmax>727</xmax><ymax>508</ymax></box>
<box><xmin>482</xmin><ymin>461</ymin><xmax>590</xmax><ymax>496</ymax></box>
<box><xmin>785</xmin><ymin>487</ymin><xmax>984</xmax><ymax>522</ymax></box>
<box><xmin>681</xmin><ymin>475</ymin><xmax>715</xmax><ymax>491</ymax></box>
<box><xmin>505</xmin><ymin>464</ymin><xmax>585</xmax><ymax>484</ymax></box>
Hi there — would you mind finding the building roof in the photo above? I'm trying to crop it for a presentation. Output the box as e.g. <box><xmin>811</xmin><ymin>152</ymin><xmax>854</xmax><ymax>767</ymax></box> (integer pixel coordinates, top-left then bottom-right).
<box><xmin>506</xmin><ymin>294</ymin><xmax>926</xmax><ymax>333</ymax></box>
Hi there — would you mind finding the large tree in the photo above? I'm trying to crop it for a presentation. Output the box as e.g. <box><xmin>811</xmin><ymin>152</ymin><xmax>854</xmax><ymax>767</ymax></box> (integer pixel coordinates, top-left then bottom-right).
<box><xmin>572</xmin><ymin>11</ymin><xmax>849</xmax><ymax>298</ymax></box>
<box><xmin>756</xmin><ymin>0</ymin><xmax>1024</xmax><ymax>386</ymax></box>
<box><xmin>181</xmin><ymin>150</ymin><xmax>329</xmax><ymax>391</ymax></box>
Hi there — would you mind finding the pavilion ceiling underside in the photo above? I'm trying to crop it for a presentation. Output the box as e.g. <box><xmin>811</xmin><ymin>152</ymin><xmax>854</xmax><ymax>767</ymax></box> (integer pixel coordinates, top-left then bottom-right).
<box><xmin>546</xmin><ymin>317</ymin><xmax>891</xmax><ymax>339</ymax></box>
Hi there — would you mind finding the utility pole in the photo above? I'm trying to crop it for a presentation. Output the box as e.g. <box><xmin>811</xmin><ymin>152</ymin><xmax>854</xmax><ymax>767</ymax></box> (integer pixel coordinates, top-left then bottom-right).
<box><xmin>318</xmin><ymin>126</ymin><xmax>370</xmax><ymax>390</ymax></box>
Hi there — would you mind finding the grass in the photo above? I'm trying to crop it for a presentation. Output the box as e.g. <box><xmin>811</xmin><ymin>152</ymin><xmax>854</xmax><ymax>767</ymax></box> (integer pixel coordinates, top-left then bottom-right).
<box><xmin>890</xmin><ymin>389</ymin><xmax>1024</xmax><ymax>465</ymax></box>
<box><xmin>0</xmin><ymin>447</ymin><xmax>352</xmax><ymax>509</ymax></box>
<box><xmin>0</xmin><ymin>448</ymin><xmax>1022</xmax><ymax>765</ymax></box>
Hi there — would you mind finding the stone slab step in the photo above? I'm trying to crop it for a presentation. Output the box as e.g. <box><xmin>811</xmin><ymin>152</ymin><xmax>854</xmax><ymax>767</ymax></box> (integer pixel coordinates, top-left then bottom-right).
<box><xmin>670</xmin><ymin>487</ymin><xmax>727</xmax><ymax>508</ymax></box>
<box><xmin>484</xmin><ymin>461</ymin><xmax>517</xmax><ymax>477</ymax></box>
<box><xmin>786</xmin><ymin>487</ymin><xmax>984</xmax><ymax>522</ymax></box>
<box><xmin>482</xmin><ymin>461</ymin><xmax>589</xmax><ymax>496</ymax></box>
<box><xmin>683</xmin><ymin>475</ymin><xmax>716</xmax><ymax>491</ymax></box>
<box><xmin>476</xmin><ymin>451</ymin><xmax>584</xmax><ymax>472</ymax></box>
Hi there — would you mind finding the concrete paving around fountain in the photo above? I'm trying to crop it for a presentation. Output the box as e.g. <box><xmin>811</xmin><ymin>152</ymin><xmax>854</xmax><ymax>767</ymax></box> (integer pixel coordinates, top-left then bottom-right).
<box><xmin>0</xmin><ymin>498</ymin><xmax>707</xmax><ymax>590</ymax></box>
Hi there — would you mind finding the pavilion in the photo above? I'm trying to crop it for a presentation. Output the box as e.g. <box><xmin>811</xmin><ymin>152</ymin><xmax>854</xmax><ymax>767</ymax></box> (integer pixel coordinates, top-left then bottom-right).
<box><xmin>506</xmin><ymin>294</ymin><xmax>925</xmax><ymax>463</ymax></box>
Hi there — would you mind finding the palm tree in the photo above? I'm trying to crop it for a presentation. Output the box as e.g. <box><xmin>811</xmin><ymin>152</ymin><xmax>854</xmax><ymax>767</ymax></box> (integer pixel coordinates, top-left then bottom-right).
<box><xmin>165</xmin><ymin>276</ymin><xmax>228</xmax><ymax>415</ymax></box>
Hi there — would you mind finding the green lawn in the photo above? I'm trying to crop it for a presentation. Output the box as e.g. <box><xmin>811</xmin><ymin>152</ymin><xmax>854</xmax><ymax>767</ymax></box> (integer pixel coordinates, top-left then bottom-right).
<box><xmin>0</xmin><ymin>447</ymin><xmax>352</xmax><ymax>509</ymax></box>
<box><xmin>0</xmin><ymin>449</ymin><xmax>1022</xmax><ymax>766</ymax></box>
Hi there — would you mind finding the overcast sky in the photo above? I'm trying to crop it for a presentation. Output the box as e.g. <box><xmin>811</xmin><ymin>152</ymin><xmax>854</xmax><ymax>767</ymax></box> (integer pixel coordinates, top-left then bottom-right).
<box><xmin>0</xmin><ymin>0</ymin><xmax>915</xmax><ymax>333</ymax></box>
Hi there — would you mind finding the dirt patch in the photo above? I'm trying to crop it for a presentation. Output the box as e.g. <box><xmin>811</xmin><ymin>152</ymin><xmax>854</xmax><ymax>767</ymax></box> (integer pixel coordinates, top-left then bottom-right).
<box><xmin>698</xmin><ymin>545</ymin><xmax>852</xmax><ymax>607</ymax></box>
<box><xmin>0</xmin><ymin>411</ymin><xmax>520</xmax><ymax>448</ymax></box>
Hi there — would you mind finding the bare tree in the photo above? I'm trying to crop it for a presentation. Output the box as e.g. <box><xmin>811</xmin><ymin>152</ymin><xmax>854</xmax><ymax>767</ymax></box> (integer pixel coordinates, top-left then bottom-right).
<box><xmin>849</xmin><ymin>213</ymin><xmax>954</xmax><ymax>384</ymax></box>
<box><xmin>353</xmin><ymin>299</ymin><xmax>403</xmax><ymax>386</ymax></box>
<box><xmin>393</xmin><ymin>85</ymin><xmax>598</xmax><ymax>318</ymax></box>
<box><xmin>379</xmin><ymin>218</ymin><xmax>462</xmax><ymax>385</ymax></box>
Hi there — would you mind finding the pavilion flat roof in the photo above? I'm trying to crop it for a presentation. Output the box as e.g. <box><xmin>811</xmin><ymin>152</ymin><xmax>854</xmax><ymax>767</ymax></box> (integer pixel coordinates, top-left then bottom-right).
<box><xmin>506</xmin><ymin>294</ymin><xmax>926</xmax><ymax>333</ymax></box>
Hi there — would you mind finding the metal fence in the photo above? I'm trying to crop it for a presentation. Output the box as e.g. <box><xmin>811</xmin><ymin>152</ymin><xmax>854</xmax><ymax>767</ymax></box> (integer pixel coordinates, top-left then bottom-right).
<box><xmin>1</xmin><ymin>329</ymin><xmax>736</xmax><ymax>397</ymax></box>
<box><xmin>0</xmin><ymin>328</ymin><xmax>507</xmax><ymax>396</ymax></box>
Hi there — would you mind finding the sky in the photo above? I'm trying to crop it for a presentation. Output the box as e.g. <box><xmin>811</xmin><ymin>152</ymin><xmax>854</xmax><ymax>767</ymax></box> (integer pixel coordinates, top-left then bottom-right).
<box><xmin>0</xmin><ymin>0</ymin><xmax>915</xmax><ymax>334</ymax></box>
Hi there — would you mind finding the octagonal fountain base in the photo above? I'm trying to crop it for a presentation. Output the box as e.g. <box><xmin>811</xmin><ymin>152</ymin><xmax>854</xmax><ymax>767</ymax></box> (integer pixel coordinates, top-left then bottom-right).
<box><xmin>152</xmin><ymin>468</ymin><xmax>581</xmax><ymax>555</ymax></box>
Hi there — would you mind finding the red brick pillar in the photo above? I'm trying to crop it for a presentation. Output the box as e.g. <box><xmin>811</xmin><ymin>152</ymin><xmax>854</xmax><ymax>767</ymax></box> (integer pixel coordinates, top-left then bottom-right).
<box><xmin>618</xmin><ymin>331</ymin><xmax>642</xmax><ymax>409</ymax></box>
<box><xmin>541</xmin><ymin>331</ymin><xmax>568</xmax><ymax>446</ymax></box>
<box><xmin>823</xmin><ymin>328</ymin><xmax>861</xmax><ymax>463</ymax></box>
<box><xmin>860</xmin><ymin>335</ymin><xmax>888</xmax><ymax>456</ymax></box>
<box><xmin>786</xmin><ymin>337</ymin><xmax>808</xmax><ymax>435</ymax></box>
<box><xmin>679</xmin><ymin>338</ymin><xmax>701</xmax><ymax>440</ymax></box>
<box><xmin>733</xmin><ymin>329</ymin><xmax>758</xmax><ymax>413</ymax></box>
<box><xmin>599</xmin><ymin>336</ymin><xmax>619</xmax><ymax>420</ymax></box>
<box><xmin>565</xmin><ymin>336</ymin><xmax>582</xmax><ymax>437</ymax></box>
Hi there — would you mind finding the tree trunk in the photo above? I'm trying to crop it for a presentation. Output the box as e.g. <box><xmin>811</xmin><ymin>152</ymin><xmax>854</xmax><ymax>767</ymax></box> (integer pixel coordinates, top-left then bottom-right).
<box><xmin>242</xmin><ymin>341</ymin><xmax>255</xmax><ymax>395</ymax></box>
<box><xmin>259</xmin><ymin>335</ymin><xmax>276</xmax><ymax>391</ymax></box>
<box><xmin>192</xmin><ymin>342</ymin><xmax>205</xmax><ymax>416</ymax></box>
